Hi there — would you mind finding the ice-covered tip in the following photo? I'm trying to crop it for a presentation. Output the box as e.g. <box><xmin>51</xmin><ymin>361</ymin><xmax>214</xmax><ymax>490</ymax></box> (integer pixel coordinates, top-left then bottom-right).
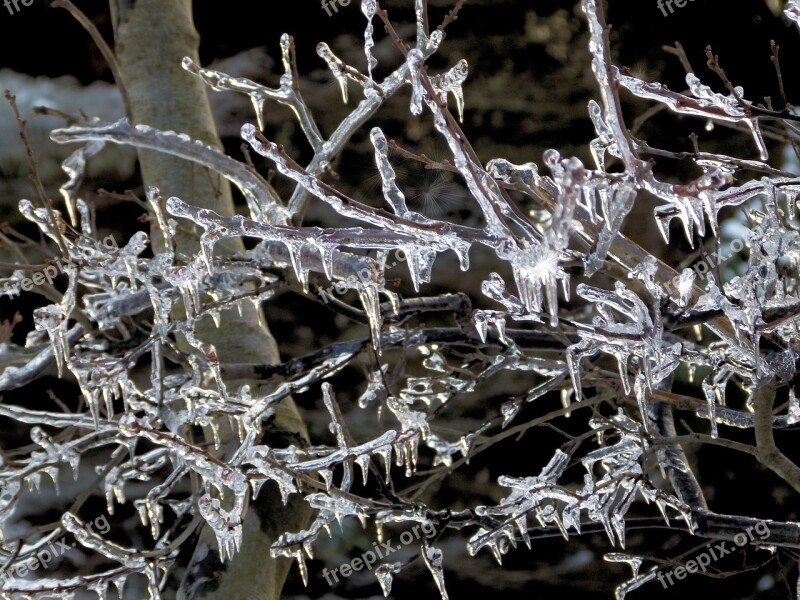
<box><xmin>375</xmin><ymin>562</ymin><xmax>402</xmax><ymax>597</ymax></box>
<box><xmin>29</xmin><ymin>426</ymin><xmax>47</xmax><ymax>444</ymax></box>
<box><xmin>118</xmin><ymin>413</ymin><xmax>143</xmax><ymax>437</ymax></box>
<box><xmin>17</xmin><ymin>198</ymin><xmax>35</xmax><ymax>219</ymax></box>
<box><xmin>581</xmin><ymin>0</ymin><xmax>598</xmax><ymax>17</ymax></box>
<box><xmin>429</xmin><ymin>29</ymin><xmax>443</xmax><ymax>49</ymax></box>
<box><xmin>785</xmin><ymin>0</ymin><xmax>800</xmax><ymax>29</ymax></box>
<box><xmin>279</xmin><ymin>33</ymin><xmax>293</xmax><ymax>73</ymax></box>
<box><xmin>369</xmin><ymin>127</ymin><xmax>387</xmax><ymax>151</ymax></box>
<box><xmin>422</xmin><ymin>545</ymin><xmax>449</xmax><ymax>600</ymax></box>
<box><xmin>431</xmin><ymin>59</ymin><xmax>468</xmax><ymax>122</ymax></box>
<box><xmin>486</xmin><ymin>158</ymin><xmax>539</xmax><ymax>186</ymax></box>
<box><xmin>407</xmin><ymin>49</ymin><xmax>426</xmax><ymax>116</ymax></box>
<box><xmin>165</xmin><ymin>196</ymin><xmax>191</xmax><ymax>218</ymax></box>
<box><xmin>370</xmin><ymin>127</ymin><xmax>410</xmax><ymax>216</ymax></box>
<box><xmin>361</xmin><ymin>0</ymin><xmax>377</xmax><ymax>18</ymax></box>
<box><xmin>316</xmin><ymin>42</ymin><xmax>331</xmax><ymax>57</ymax></box>
<box><xmin>241</xmin><ymin>122</ymin><xmax>257</xmax><ymax>141</ymax></box>
<box><xmin>361</xmin><ymin>0</ymin><xmax>379</xmax><ymax>98</ymax></box>
<box><xmin>317</xmin><ymin>42</ymin><xmax>349</xmax><ymax>103</ymax></box>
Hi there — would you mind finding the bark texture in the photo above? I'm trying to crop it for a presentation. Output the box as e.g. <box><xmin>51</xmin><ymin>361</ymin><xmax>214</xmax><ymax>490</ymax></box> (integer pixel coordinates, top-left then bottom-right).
<box><xmin>109</xmin><ymin>1</ymin><xmax>310</xmax><ymax>597</ymax></box>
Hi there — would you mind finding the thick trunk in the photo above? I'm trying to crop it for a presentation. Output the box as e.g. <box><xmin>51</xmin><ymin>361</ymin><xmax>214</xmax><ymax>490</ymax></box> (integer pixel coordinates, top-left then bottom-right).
<box><xmin>108</xmin><ymin>1</ymin><xmax>310</xmax><ymax>598</ymax></box>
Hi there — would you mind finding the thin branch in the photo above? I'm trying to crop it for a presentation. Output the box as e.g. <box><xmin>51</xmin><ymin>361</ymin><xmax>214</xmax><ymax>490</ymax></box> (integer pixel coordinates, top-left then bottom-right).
<box><xmin>4</xmin><ymin>91</ymin><xmax>71</xmax><ymax>259</ymax></box>
<box><xmin>753</xmin><ymin>381</ymin><xmax>800</xmax><ymax>493</ymax></box>
<box><xmin>51</xmin><ymin>0</ymin><xmax>132</xmax><ymax>120</ymax></box>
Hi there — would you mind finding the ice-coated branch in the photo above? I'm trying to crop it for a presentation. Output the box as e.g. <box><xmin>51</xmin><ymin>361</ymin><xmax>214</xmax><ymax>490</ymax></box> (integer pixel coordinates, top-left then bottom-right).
<box><xmin>582</xmin><ymin>0</ymin><xmax>640</xmax><ymax>172</ymax></box>
<box><xmin>4</xmin><ymin>2</ymin><xmax>800</xmax><ymax>599</ymax></box>
<box><xmin>316</xmin><ymin>42</ymin><xmax>368</xmax><ymax>102</ymax></box>
<box><xmin>182</xmin><ymin>34</ymin><xmax>324</xmax><ymax>151</ymax></box>
<box><xmin>240</xmin><ymin>124</ymin><xmax>482</xmax><ymax>245</ymax></box>
<box><xmin>613</xmin><ymin>67</ymin><xmax>768</xmax><ymax>160</ymax></box>
<box><xmin>50</xmin><ymin>118</ymin><xmax>288</xmax><ymax>224</ymax></box>
<box><xmin>0</xmin><ymin>324</ymin><xmax>85</xmax><ymax>392</ymax></box>
<box><xmin>406</xmin><ymin>48</ymin><xmax>532</xmax><ymax>243</ymax></box>
<box><xmin>287</xmin><ymin>1</ymin><xmax>460</xmax><ymax>219</ymax></box>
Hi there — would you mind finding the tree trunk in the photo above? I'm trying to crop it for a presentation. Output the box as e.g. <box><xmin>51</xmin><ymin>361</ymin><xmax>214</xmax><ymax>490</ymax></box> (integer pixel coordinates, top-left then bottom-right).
<box><xmin>108</xmin><ymin>1</ymin><xmax>310</xmax><ymax>598</ymax></box>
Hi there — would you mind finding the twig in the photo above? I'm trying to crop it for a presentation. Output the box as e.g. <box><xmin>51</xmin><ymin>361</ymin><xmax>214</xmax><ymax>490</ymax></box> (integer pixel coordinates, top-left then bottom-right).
<box><xmin>663</xmin><ymin>41</ymin><xmax>693</xmax><ymax>74</ymax></box>
<box><xmin>770</xmin><ymin>40</ymin><xmax>787</xmax><ymax>109</ymax></box>
<box><xmin>4</xmin><ymin>91</ymin><xmax>71</xmax><ymax>259</ymax></box>
<box><xmin>753</xmin><ymin>381</ymin><xmax>800</xmax><ymax>493</ymax></box>
<box><xmin>634</xmin><ymin>138</ymin><xmax>795</xmax><ymax>177</ymax></box>
<box><xmin>51</xmin><ymin>0</ymin><xmax>132</xmax><ymax>120</ymax></box>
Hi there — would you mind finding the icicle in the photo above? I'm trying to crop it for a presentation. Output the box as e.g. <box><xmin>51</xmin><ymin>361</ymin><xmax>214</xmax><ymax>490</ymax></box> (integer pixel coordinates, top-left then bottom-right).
<box><xmin>197</xmin><ymin>494</ymin><xmax>243</xmax><ymax>562</ymax></box>
<box><xmin>58</xmin><ymin>140</ymin><xmax>105</xmax><ymax>227</ymax></box>
<box><xmin>634</xmin><ymin>373</ymin><xmax>649</xmax><ymax>432</ymax></box>
<box><xmin>422</xmin><ymin>544</ymin><xmax>449</xmax><ymax>600</ymax></box>
<box><xmin>358</xmin><ymin>368</ymin><xmax>389</xmax><ymax>408</ymax></box>
<box><xmin>370</xmin><ymin>127</ymin><xmax>410</xmax><ymax>216</ymax></box>
<box><xmin>786</xmin><ymin>0</ymin><xmax>800</xmax><ymax>30</ymax></box>
<box><xmin>511</xmin><ymin>243</ymin><xmax>565</xmax><ymax>325</ymax></box>
<box><xmin>322</xmin><ymin>383</ymin><xmax>346</xmax><ymax>446</ymax></box>
<box><xmin>355</xmin><ymin>454</ymin><xmax>370</xmax><ymax>485</ymax></box>
<box><xmin>430</xmin><ymin>60</ymin><xmax>468</xmax><ymax>123</ymax></box>
<box><xmin>676</xmin><ymin>268</ymin><xmax>695</xmax><ymax>308</ymax></box>
<box><xmin>375</xmin><ymin>446</ymin><xmax>392</xmax><ymax>483</ymax></box>
<box><xmin>361</xmin><ymin>0</ymin><xmax>379</xmax><ymax>98</ymax></box>
<box><xmin>407</xmin><ymin>49</ymin><xmax>426</xmax><ymax>116</ymax></box>
<box><xmin>557</xmin><ymin>389</ymin><xmax>573</xmax><ymax>416</ymax></box>
<box><xmin>33</xmin><ymin>272</ymin><xmax>77</xmax><ymax>379</ymax></box>
<box><xmin>787</xmin><ymin>190</ymin><xmax>798</xmax><ymax>222</ymax></box>
<box><xmin>405</xmin><ymin>247</ymin><xmax>437</xmax><ymax>292</ymax></box>
<box><xmin>319</xmin><ymin>243</ymin><xmax>334</xmax><ymax>281</ymax></box>
<box><xmin>317</xmin><ymin>42</ymin><xmax>350</xmax><ymax>103</ymax></box>
<box><xmin>744</xmin><ymin>119</ymin><xmax>769</xmax><ymax>161</ymax></box>
<box><xmin>318</xmin><ymin>469</ymin><xmax>334</xmax><ymax>491</ymax></box>
<box><xmin>199</xmin><ymin>231</ymin><xmax>218</xmax><ymax>274</ymax></box>
<box><xmin>112</xmin><ymin>574</ymin><xmax>127</xmax><ymax>599</ymax></box>
<box><xmin>285</xmin><ymin>242</ymin><xmax>308</xmax><ymax>291</ymax></box>
<box><xmin>375</xmin><ymin>562</ymin><xmax>403</xmax><ymax>597</ymax></box>
<box><xmin>606</xmin><ymin>557</ymin><xmax>657</xmax><ymax>600</ymax></box>
<box><xmin>702</xmin><ymin>380</ymin><xmax>719</xmax><ymax>438</ymax></box>
<box><xmin>473</xmin><ymin>311</ymin><xmax>489</xmax><ymax>343</ymax></box>
<box><xmin>358</xmin><ymin>284</ymin><xmax>383</xmax><ymax>351</ymax></box>
<box><xmin>452</xmin><ymin>243</ymin><xmax>470</xmax><ymax>271</ymax></box>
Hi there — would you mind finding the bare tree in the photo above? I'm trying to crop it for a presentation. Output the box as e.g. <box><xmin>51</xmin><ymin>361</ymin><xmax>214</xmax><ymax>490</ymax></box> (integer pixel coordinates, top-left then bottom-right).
<box><xmin>2</xmin><ymin>1</ymin><xmax>800</xmax><ymax>598</ymax></box>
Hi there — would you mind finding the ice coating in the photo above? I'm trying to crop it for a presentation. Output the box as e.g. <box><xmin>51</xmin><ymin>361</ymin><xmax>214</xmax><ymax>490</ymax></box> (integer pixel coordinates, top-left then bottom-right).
<box><xmin>2</xmin><ymin>0</ymin><xmax>799</xmax><ymax>598</ymax></box>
